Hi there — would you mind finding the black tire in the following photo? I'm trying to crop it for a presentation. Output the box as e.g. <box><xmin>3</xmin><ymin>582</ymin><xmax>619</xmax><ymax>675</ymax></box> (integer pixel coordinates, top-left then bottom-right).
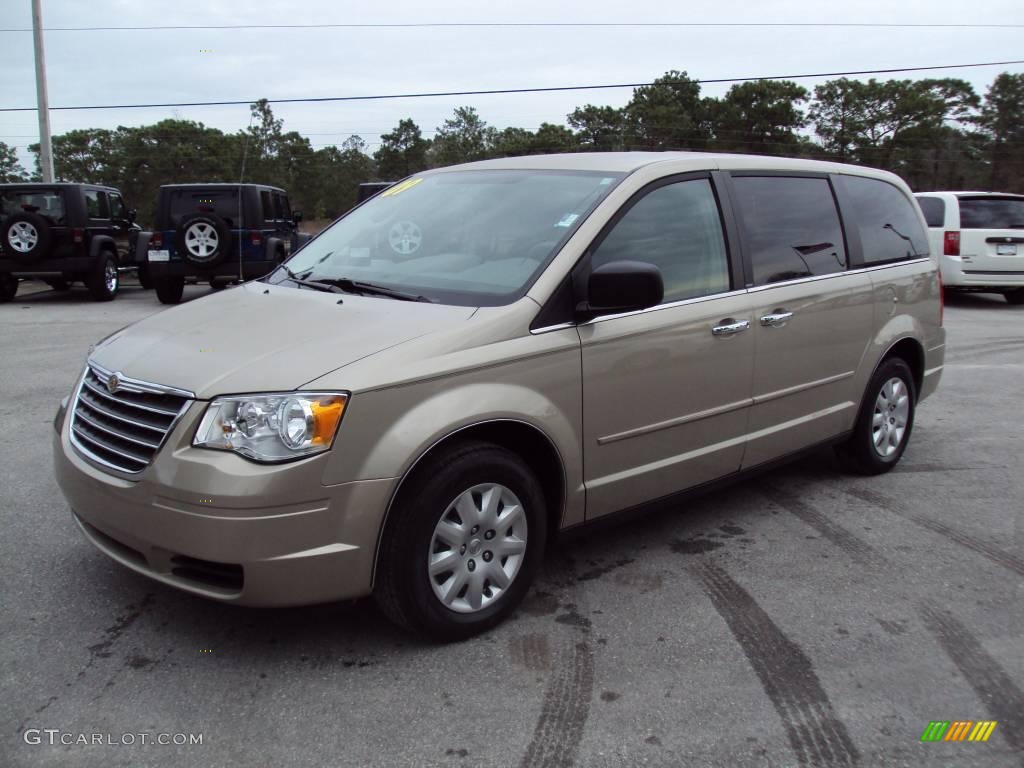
<box><xmin>137</xmin><ymin>264</ymin><xmax>153</xmax><ymax>290</ymax></box>
<box><xmin>155</xmin><ymin>276</ymin><xmax>185</xmax><ymax>304</ymax></box>
<box><xmin>86</xmin><ymin>253</ymin><xmax>119</xmax><ymax>302</ymax></box>
<box><xmin>1005</xmin><ymin>289</ymin><xmax>1024</xmax><ymax>305</ymax></box>
<box><xmin>44</xmin><ymin>278</ymin><xmax>70</xmax><ymax>292</ymax></box>
<box><xmin>2</xmin><ymin>212</ymin><xmax>52</xmax><ymax>262</ymax></box>
<box><xmin>175</xmin><ymin>214</ymin><xmax>230</xmax><ymax>268</ymax></box>
<box><xmin>0</xmin><ymin>273</ymin><xmax>17</xmax><ymax>303</ymax></box>
<box><xmin>209</xmin><ymin>278</ymin><xmax>231</xmax><ymax>291</ymax></box>
<box><xmin>375</xmin><ymin>441</ymin><xmax>547</xmax><ymax>641</ymax></box>
<box><xmin>837</xmin><ymin>357</ymin><xmax>916</xmax><ymax>475</ymax></box>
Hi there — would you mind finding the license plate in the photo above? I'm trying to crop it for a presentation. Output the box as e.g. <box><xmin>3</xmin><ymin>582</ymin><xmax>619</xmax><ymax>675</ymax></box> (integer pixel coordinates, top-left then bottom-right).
<box><xmin>148</xmin><ymin>250</ymin><xmax>169</xmax><ymax>262</ymax></box>
<box><xmin>996</xmin><ymin>243</ymin><xmax>1017</xmax><ymax>256</ymax></box>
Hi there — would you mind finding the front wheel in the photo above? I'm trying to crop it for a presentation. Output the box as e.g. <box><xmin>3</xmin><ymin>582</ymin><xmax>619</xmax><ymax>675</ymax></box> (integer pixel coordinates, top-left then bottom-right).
<box><xmin>375</xmin><ymin>442</ymin><xmax>546</xmax><ymax>640</ymax></box>
<box><xmin>0</xmin><ymin>273</ymin><xmax>17</xmax><ymax>303</ymax></box>
<box><xmin>154</xmin><ymin>276</ymin><xmax>185</xmax><ymax>304</ymax></box>
<box><xmin>87</xmin><ymin>254</ymin><xmax>119</xmax><ymax>301</ymax></box>
<box><xmin>837</xmin><ymin>358</ymin><xmax>916</xmax><ymax>475</ymax></box>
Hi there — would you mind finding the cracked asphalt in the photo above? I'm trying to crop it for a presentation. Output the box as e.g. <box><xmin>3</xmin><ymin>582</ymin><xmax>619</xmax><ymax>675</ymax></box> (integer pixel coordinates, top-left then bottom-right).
<box><xmin>1</xmin><ymin>280</ymin><xmax>1021</xmax><ymax>767</ymax></box>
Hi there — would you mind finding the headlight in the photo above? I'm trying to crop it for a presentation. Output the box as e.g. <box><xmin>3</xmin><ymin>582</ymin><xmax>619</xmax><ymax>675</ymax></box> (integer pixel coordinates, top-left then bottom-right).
<box><xmin>193</xmin><ymin>392</ymin><xmax>348</xmax><ymax>462</ymax></box>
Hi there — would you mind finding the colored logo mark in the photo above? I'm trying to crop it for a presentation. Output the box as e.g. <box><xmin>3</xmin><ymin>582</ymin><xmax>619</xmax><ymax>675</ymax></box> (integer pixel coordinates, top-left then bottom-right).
<box><xmin>921</xmin><ymin>721</ymin><xmax>997</xmax><ymax>742</ymax></box>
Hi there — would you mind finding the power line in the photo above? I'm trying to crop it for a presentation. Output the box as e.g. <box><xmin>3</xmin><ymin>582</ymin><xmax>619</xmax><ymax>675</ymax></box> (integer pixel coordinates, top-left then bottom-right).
<box><xmin>1</xmin><ymin>59</ymin><xmax>1021</xmax><ymax>113</ymax></box>
<box><xmin>1</xmin><ymin>21</ymin><xmax>1022</xmax><ymax>32</ymax></box>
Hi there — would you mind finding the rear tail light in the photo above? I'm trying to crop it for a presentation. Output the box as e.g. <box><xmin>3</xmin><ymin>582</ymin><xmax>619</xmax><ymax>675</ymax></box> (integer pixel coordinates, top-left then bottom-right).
<box><xmin>250</xmin><ymin>232</ymin><xmax>262</xmax><ymax>246</ymax></box>
<box><xmin>72</xmin><ymin>228</ymin><xmax>84</xmax><ymax>244</ymax></box>
<box><xmin>943</xmin><ymin>231</ymin><xmax>960</xmax><ymax>256</ymax></box>
<box><xmin>150</xmin><ymin>232</ymin><xmax>163</xmax><ymax>248</ymax></box>
<box><xmin>938</xmin><ymin>270</ymin><xmax>944</xmax><ymax>326</ymax></box>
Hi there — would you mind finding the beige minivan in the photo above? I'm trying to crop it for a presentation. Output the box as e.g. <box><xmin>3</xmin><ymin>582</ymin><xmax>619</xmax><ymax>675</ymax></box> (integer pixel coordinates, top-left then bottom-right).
<box><xmin>53</xmin><ymin>153</ymin><xmax>945</xmax><ymax>638</ymax></box>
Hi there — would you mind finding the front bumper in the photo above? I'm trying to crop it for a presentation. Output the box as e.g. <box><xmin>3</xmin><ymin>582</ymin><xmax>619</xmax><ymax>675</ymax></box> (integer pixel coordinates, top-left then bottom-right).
<box><xmin>53</xmin><ymin>401</ymin><xmax>396</xmax><ymax>607</ymax></box>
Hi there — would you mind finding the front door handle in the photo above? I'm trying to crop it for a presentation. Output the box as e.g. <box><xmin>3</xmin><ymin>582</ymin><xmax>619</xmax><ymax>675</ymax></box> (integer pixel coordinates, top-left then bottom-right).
<box><xmin>712</xmin><ymin>319</ymin><xmax>750</xmax><ymax>337</ymax></box>
<box><xmin>760</xmin><ymin>311</ymin><xmax>794</xmax><ymax>327</ymax></box>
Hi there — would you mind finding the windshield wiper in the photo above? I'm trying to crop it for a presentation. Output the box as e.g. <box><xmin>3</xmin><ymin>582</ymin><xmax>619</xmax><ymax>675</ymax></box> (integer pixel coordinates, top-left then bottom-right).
<box><xmin>316</xmin><ymin>277</ymin><xmax>433</xmax><ymax>303</ymax></box>
<box><xmin>278</xmin><ymin>265</ymin><xmax>344</xmax><ymax>294</ymax></box>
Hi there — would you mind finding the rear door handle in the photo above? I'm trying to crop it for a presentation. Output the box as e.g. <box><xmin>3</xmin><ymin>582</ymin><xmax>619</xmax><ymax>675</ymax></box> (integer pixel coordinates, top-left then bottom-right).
<box><xmin>760</xmin><ymin>311</ymin><xmax>794</xmax><ymax>327</ymax></box>
<box><xmin>712</xmin><ymin>319</ymin><xmax>750</xmax><ymax>337</ymax></box>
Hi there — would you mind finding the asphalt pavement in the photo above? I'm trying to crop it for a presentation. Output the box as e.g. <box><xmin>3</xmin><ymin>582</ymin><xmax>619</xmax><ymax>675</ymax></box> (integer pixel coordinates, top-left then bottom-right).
<box><xmin>1</xmin><ymin>280</ymin><xmax>1021</xmax><ymax>767</ymax></box>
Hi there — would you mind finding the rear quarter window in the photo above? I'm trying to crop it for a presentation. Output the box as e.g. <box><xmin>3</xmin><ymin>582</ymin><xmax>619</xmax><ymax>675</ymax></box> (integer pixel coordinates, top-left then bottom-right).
<box><xmin>916</xmin><ymin>196</ymin><xmax>945</xmax><ymax>228</ymax></box>
<box><xmin>957</xmin><ymin>197</ymin><xmax>1024</xmax><ymax>229</ymax></box>
<box><xmin>1</xmin><ymin>190</ymin><xmax>66</xmax><ymax>224</ymax></box>
<box><xmin>837</xmin><ymin>176</ymin><xmax>928</xmax><ymax>264</ymax></box>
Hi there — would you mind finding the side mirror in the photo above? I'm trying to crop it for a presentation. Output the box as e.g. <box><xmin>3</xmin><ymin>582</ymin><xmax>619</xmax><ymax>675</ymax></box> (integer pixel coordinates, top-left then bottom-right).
<box><xmin>292</xmin><ymin>211</ymin><xmax>303</xmax><ymax>224</ymax></box>
<box><xmin>578</xmin><ymin>260</ymin><xmax>663</xmax><ymax>316</ymax></box>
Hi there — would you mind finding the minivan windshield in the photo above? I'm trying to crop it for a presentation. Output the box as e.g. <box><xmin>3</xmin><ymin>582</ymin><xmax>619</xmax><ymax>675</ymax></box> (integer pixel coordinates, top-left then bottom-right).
<box><xmin>958</xmin><ymin>196</ymin><xmax>1024</xmax><ymax>229</ymax></box>
<box><xmin>271</xmin><ymin>170</ymin><xmax>623</xmax><ymax>306</ymax></box>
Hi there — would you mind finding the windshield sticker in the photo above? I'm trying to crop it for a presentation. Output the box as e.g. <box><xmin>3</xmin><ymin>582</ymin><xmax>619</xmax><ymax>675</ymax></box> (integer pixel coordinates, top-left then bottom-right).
<box><xmin>599</xmin><ymin>177</ymin><xmax>614</xmax><ymax>185</ymax></box>
<box><xmin>556</xmin><ymin>213</ymin><xmax>580</xmax><ymax>228</ymax></box>
<box><xmin>381</xmin><ymin>178</ymin><xmax>424</xmax><ymax>197</ymax></box>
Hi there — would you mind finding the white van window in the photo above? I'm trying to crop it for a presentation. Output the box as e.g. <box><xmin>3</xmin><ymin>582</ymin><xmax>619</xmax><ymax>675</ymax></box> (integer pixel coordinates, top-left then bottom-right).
<box><xmin>733</xmin><ymin>176</ymin><xmax>847</xmax><ymax>286</ymax></box>
<box><xmin>916</xmin><ymin>196</ymin><xmax>945</xmax><ymax>228</ymax></box>
<box><xmin>958</xmin><ymin>197</ymin><xmax>1024</xmax><ymax>229</ymax></box>
<box><xmin>590</xmin><ymin>179</ymin><xmax>731</xmax><ymax>303</ymax></box>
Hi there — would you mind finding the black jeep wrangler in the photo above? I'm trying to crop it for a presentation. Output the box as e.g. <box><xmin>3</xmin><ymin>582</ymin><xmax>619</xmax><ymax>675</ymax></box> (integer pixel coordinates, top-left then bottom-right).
<box><xmin>145</xmin><ymin>183</ymin><xmax>309</xmax><ymax>304</ymax></box>
<box><xmin>0</xmin><ymin>183</ymin><xmax>140</xmax><ymax>302</ymax></box>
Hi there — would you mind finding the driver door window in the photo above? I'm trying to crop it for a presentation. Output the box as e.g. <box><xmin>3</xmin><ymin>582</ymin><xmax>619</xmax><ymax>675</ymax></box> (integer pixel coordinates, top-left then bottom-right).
<box><xmin>590</xmin><ymin>178</ymin><xmax>731</xmax><ymax>303</ymax></box>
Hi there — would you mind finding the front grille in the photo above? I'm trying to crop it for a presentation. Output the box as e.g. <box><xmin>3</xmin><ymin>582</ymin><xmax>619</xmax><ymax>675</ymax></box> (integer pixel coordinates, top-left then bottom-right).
<box><xmin>70</xmin><ymin>364</ymin><xmax>192</xmax><ymax>473</ymax></box>
<box><xmin>170</xmin><ymin>555</ymin><xmax>244</xmax><ymax>592</ymax></box>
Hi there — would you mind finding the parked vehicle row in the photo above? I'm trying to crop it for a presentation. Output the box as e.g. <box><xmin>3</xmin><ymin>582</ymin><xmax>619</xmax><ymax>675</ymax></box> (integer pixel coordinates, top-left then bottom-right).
<box><xmin>0</xmin><ymin>182</ymin><xmax>310</xmax><ymax>304</ymax></box>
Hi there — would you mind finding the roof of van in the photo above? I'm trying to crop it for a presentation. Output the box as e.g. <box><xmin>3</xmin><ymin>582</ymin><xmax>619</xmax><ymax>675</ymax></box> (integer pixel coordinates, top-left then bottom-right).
<box><xmin>914</xmin><ymin>190</ymin><xmax>1024</xmax><ymax>198</ymax></box>
<box><xmin>444</xmin><ymin>151</ymin><xmax>898</xmax><ymax>178</ymax></box>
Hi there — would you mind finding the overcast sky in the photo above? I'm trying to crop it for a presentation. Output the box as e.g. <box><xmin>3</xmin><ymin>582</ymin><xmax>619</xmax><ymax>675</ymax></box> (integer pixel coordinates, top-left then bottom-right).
<box><xmin>1</xmin><ymin>0</ymin><xmax>1022</xmax><ymax>170</ymax></box>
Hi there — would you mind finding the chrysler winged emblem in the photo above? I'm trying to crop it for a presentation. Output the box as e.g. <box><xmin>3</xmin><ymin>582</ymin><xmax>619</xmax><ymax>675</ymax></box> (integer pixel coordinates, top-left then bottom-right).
<box><xmin>106</xmin><ymin>374</ymin><xmax>121</xmax><ymax>394</ymax></box>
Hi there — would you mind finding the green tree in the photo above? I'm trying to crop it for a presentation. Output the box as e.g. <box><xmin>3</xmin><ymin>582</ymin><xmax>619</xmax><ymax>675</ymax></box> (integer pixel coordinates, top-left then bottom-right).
<box><xmin>374</xmin><ymin>119</ymin><xmax>430</xmax><ymax>179</ymax></box>
<box><xmin>431</xmin><ymin>107</ymin><xmax>493</xmax><ymax>166</ymax></box>
<box><xmin>0</xmin><ymin>141</ymin><xmax>28</xmax><ymax>182</ymax></box>
<box><xmin>625</xmin><ymin>71</ymin><xmax>713</xmax><ymax>150</ymax></box>
<box><xmin>567</xmin><ymin>105</ymin><xmax>627</xmax><ymax>151</ymax></box>
<box><xmin>712</xmin><ymin>80</ymin><xmax>808</xmax><ymax>153</ymax></box>
<box><xmin>310</xmin><ymin>136</ymin><xmax>376</xmax><ymax>218</ymax></box>
<box><xmin>976</xmin><ymin>72</ymin><xmax>1024</xmax><ymax>192</ymax></box>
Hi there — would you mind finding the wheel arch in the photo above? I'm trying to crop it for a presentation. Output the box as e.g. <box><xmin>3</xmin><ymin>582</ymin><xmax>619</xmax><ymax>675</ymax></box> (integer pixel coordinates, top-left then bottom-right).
<box><xmin>371</xmin><ymin>418</ymin><xmax>566</xmax><ymax>587</ymax></box>
<box><xmin>878</xmin><ymin>336</ymin><xmax>925</xmax><ymax>396</ymax></box>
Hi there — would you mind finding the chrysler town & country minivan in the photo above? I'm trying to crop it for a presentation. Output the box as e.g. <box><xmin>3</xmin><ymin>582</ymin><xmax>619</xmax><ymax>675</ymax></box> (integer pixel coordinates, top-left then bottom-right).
<box><xmin>53</xmin><ymin>153</ymin><xmax>945</xmax><ymax>639</ymax></box>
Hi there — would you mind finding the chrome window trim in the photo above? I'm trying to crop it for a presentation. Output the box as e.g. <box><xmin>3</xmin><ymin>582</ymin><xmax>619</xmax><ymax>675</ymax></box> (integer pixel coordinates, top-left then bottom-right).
<box><xmin>68</xmin><ymin>362</ymin><xmax>195</xmax><ymax>477</ymax></box>
<box><xmin>529</xmin><ymin>257</ymin><xmax>933</xmax><ymax>334</ymax></box>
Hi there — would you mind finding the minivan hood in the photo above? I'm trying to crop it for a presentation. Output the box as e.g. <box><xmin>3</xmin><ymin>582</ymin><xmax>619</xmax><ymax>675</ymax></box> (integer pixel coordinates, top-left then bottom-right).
<box><xmin>90</xmin><ymin>283</ymin><xmax>477</xmax><ymax>398</ymax></box>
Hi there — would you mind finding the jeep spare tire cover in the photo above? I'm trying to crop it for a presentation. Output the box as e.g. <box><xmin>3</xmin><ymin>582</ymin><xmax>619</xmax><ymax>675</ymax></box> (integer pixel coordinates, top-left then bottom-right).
<box><xmin>176</xmin><ymin>213</ymin><xmax>230</xmax><ymax>267</ymax></box>
<box><xmin>2</xmin><ymin>211</ymin><xmax>52</xmax><ymax>262</ymax></box>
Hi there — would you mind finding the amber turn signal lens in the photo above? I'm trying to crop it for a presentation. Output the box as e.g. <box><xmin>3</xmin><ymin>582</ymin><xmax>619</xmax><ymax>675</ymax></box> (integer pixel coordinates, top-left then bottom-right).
<box><xmin>310</xmin><ymin>395</ymin><xmax>347</xmax><ymax>445</ymax></box>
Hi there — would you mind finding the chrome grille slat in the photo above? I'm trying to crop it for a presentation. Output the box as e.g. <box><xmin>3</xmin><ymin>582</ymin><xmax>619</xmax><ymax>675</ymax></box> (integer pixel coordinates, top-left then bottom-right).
<box><xmin>77</xmin><ymin>388</ymin><xmax>169</xmax><ymax>433</ymax></box>
<box><xmin>81</xmin><ymin>376</ymin><xmax>183</xmax><ymax>417</ymax></box>
<box><xmin>73</xmin><ymin>408</ymin><xmax>162</xmax><ymax>449</ymax></box>
<box><xmin>70</xmin><ymin>364</ymin><xmax>193</xmax><ymax>474</ymax></box>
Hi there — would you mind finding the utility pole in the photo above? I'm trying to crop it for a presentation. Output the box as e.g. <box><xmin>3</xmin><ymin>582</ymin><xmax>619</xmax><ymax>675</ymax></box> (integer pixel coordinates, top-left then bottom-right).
<box><xmin>32</xmin><ymin>0</ymin><xmax>55</xmax><ymax>182</ymax></box>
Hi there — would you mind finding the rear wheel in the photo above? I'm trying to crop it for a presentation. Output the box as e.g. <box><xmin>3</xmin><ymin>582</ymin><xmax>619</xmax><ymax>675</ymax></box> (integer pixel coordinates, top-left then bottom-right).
<box><xmin>0</xmin><ymin>274</ymin><xmax>17</xmax><ymax>302</ymax></box>
<box><xmin>1005</xmin><ymin>289</ymin><xmax>1024</xmax><ymax>305</ymax></box>
<box><xmin>155</xmin><ymin>276</ymin><xmax>185</xmax><ymax>304</ymax></box>
<box><xmin>209</xmin><ymin>278</ymin><xmax>232</xmax><ymax>291</ymax></box>
<box><xmin>375</xmin><ymin>441</ymin><xmax>546</xmax><ymax>640</ymax></box>
<box><xmin>837</xmin><ymin>357</ymin><xmax>916</xmax><ymax>475</ymax></box>
<box><xmin>87</xmin><ymin>253</ymin><xmax>119</xmax><ymax>302</ymax></box>
<box><xmin>137</xmin><ymin>265</ymin><xmax>153</xmax><ymax>290</ymax></box>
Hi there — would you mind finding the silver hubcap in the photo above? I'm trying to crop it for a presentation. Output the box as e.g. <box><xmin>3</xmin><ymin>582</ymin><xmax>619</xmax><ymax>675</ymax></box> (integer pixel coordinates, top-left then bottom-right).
<box><xmin>872</xmin><ymin>377</ymin><xmax>910</xmax><ymax>457</ymax></box>
<box><xmin>428</xmin><ymin>483</ymin><xmax>527</xmax><ymax>614</ymax></box>
<box><xmin>104</xmin><ymin>261</ymin><xmax>118</xmax><ymax>292</ymax></box>
<box><xmin>185</xmin><ymin>222</ymin><xmax>219</xmax><ymax>259</ymax></box>
<box><xmin>388</xmin><ymin>220</ymin><xmax>422</xmax><ymax>255</ymax></box>
<box><xmin>8</xmin><ymin>222</ymin><xmax>38</xmax><ymax>252</ymax></box>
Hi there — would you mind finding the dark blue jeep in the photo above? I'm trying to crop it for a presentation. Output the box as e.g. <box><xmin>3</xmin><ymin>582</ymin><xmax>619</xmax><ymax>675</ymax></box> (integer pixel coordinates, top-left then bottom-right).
<box><xmin>145</xmin><ymin>183</ymin><xmax>309</xmax><ymax>304</ymax></box>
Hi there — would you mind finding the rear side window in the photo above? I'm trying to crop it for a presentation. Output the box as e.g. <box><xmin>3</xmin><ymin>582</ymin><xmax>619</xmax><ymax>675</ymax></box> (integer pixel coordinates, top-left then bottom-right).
<box><xmin>277</xmin><ymin>193</ymin><xmax>292</xmax><ymax>220</ymax></box>
<box><xmin>916</xmin><ymin>197</ymin><xmax>945</xmax><ymax>227</ymax></box>
<box><xmin>84</xmin><ymin>190</ymin><xmax>109</xmax><ymax>219</ymax></box>
<box><xmin>1</xmin><ymin>190</ymin><xmax>66</xmax><ymax>224</ymax></box>
<box><xmin>732</xmin><ymin>176</ymin><xmax>847</xmax><ymax>286</ymax></box>
<box><xmin>260</xmin><ymin>191</ymin><xmax>274</xmax><ymax>222</ymax></box>
<box><xmin>168</xmin><ymin>190</ymin><xmax>240</xmax><ymax>227</ymax></box>
<box><xmin>590</xmin><ymin>178</ymin><xmax>731</xmax><ymax>304</ymax></box>
<box><xmin>958</xmin><ymin>197</ymin><xmax>1024</xmax><ymax>229</ymax></box>
<box><xmin>108</xmin><ymin>192</ymin><xmax>127</xmax><ymax>220</ymax></box>
<box><xmin>839</xmin><ymin>176</ymin><xmax>928</xmax><ymax>263</ymax></box>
